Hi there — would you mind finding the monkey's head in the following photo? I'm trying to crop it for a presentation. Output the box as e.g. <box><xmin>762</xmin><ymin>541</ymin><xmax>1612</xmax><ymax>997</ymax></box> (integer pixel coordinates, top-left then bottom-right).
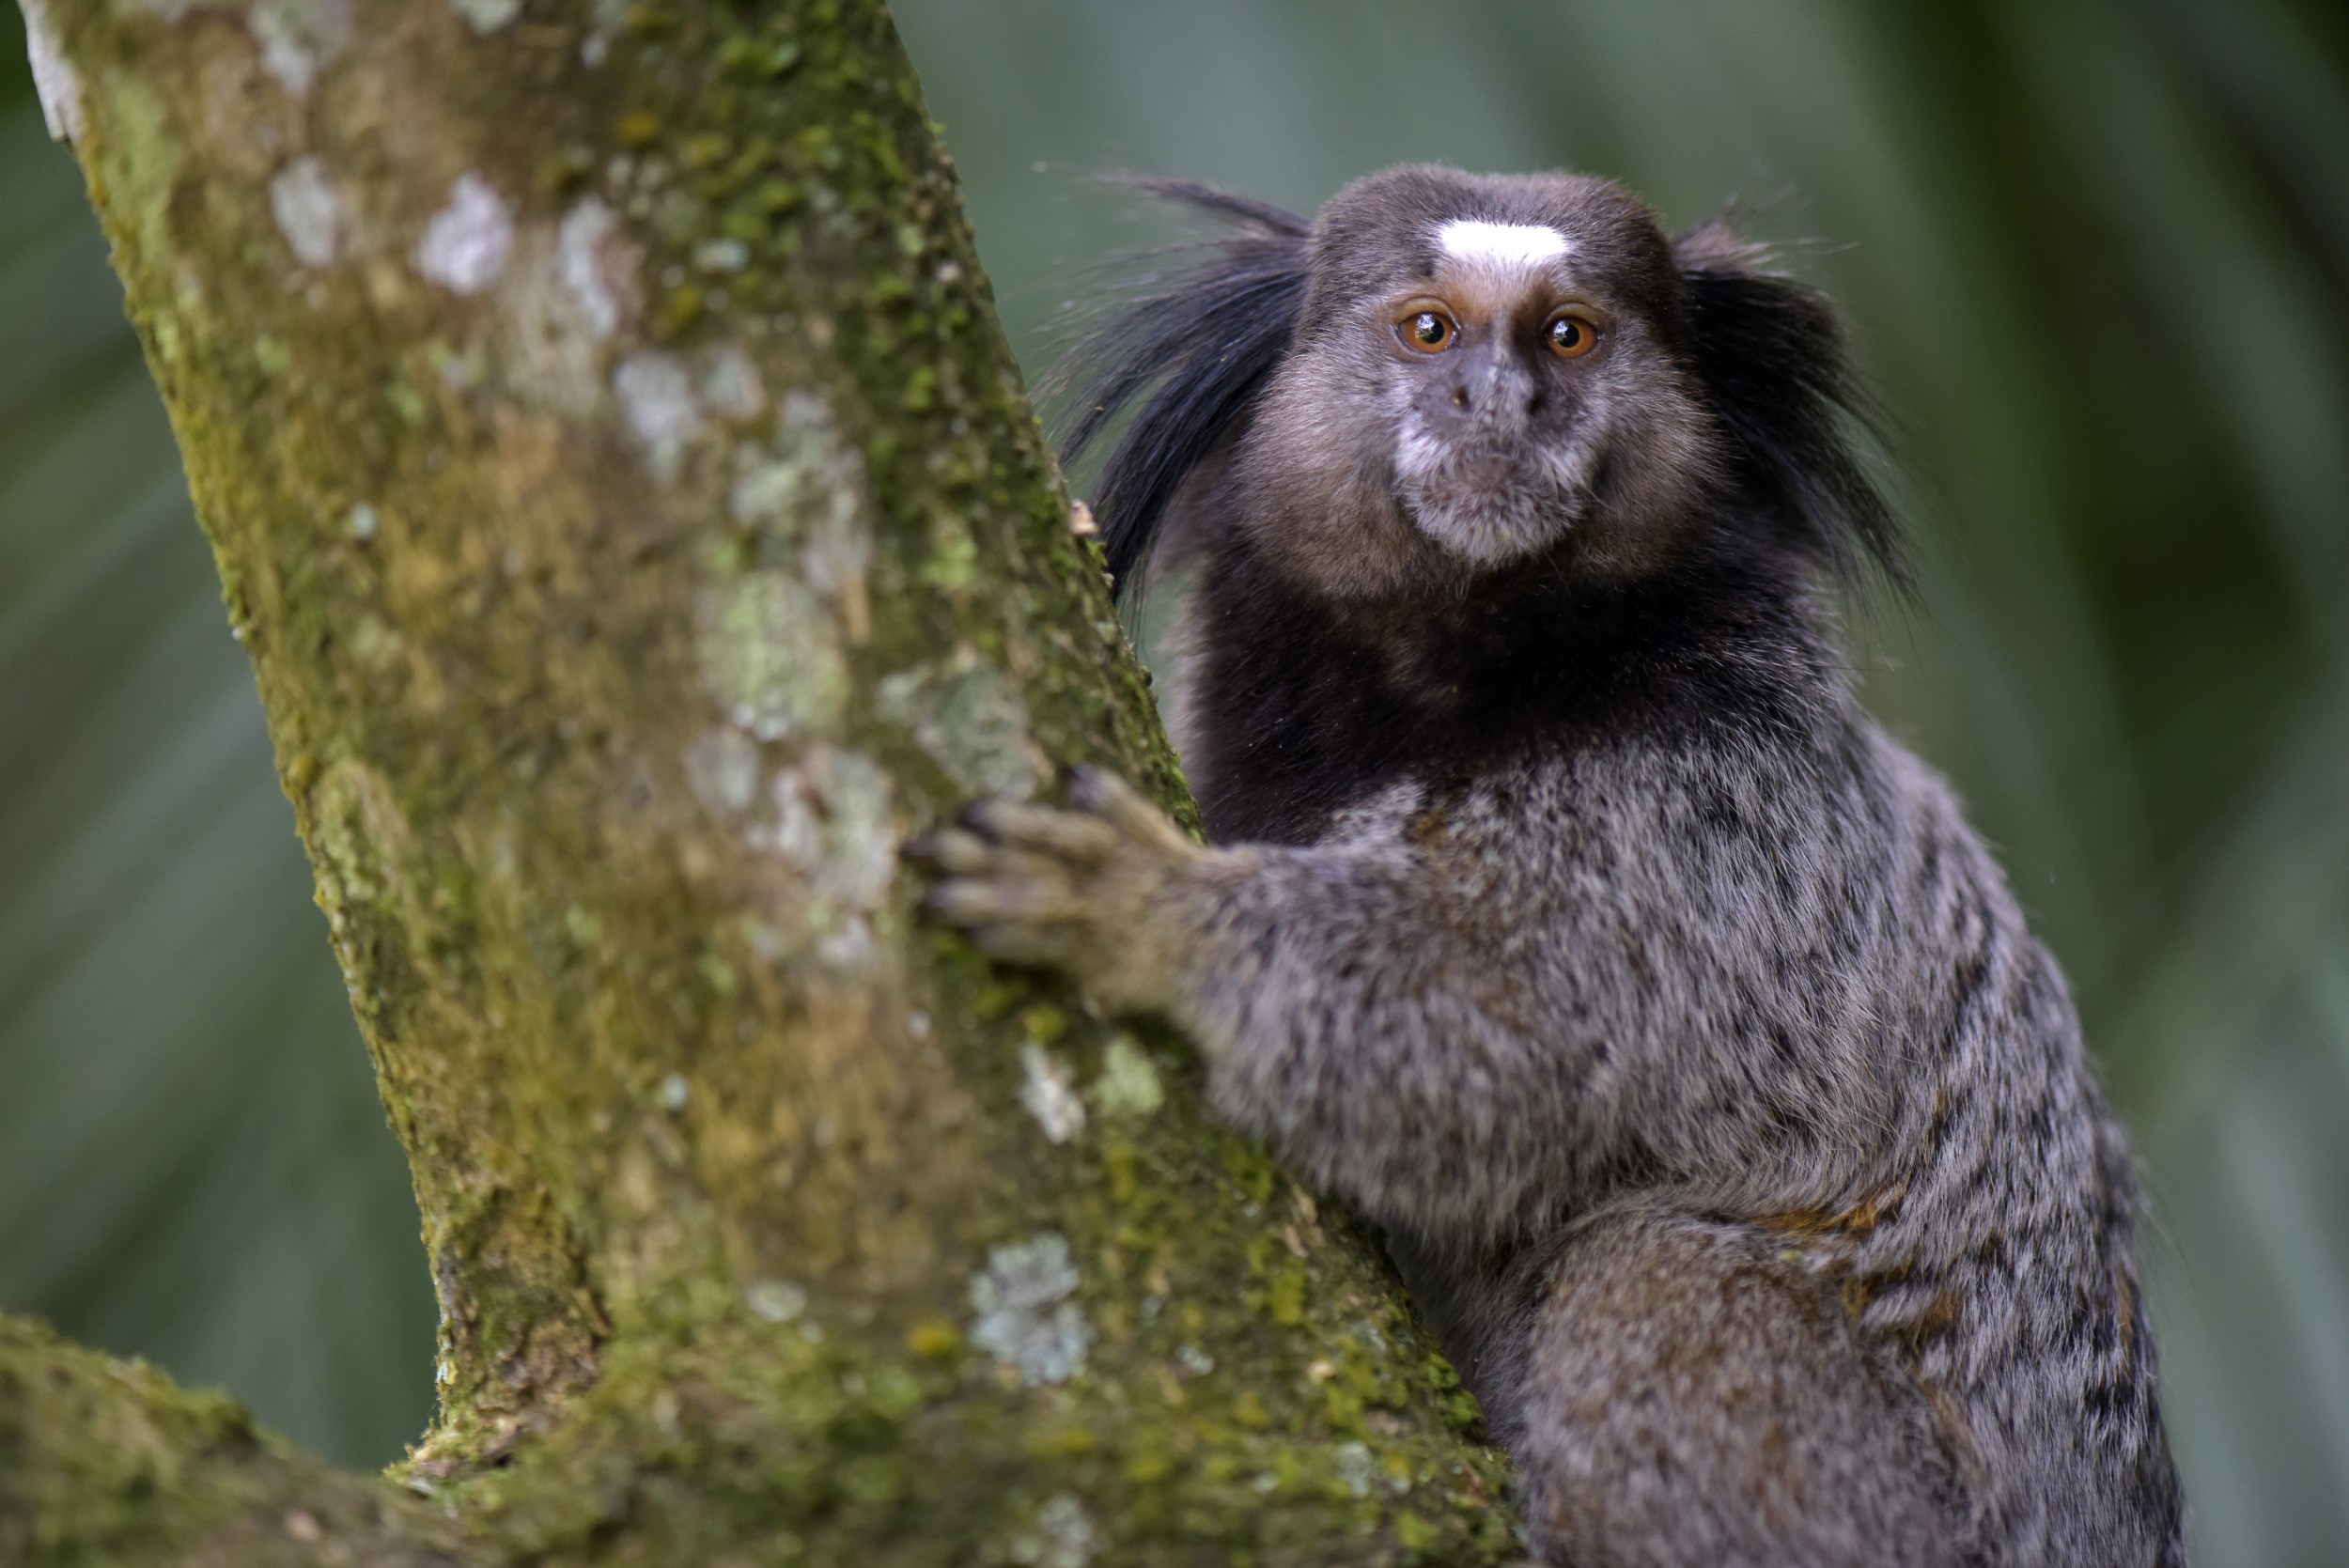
<box><xmin>1252</xmin><ymin>167</ymin><xmax>1724</xmax><ymax>591</ymax></box>
<box><xmin>1058</xmin><ymin>164</ymin><xmax>1898</xmax><ymax>606</ymax></box>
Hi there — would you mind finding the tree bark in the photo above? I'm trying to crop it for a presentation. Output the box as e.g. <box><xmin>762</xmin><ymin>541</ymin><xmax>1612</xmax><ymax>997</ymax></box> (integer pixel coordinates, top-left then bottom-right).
<box><xmin>7</xmin><ymin>0</ymin><xmax>1517</xmax><ymax>1562</ymax></box>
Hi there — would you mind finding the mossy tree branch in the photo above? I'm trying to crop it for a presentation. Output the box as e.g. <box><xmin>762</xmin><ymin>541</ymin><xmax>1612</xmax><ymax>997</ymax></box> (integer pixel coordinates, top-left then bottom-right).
<box><xmin>9</xmin><ymin>0</ymin><xmax>1517</xmax><ymax>1560</ymax></box>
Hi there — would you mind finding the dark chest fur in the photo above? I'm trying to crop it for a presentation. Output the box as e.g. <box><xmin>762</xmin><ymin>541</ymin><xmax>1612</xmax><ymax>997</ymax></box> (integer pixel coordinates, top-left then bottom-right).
<box><xmin>1184</xmin><ymin>529</ymin><xmax>1828</xmax><ymax>846</ymax></box>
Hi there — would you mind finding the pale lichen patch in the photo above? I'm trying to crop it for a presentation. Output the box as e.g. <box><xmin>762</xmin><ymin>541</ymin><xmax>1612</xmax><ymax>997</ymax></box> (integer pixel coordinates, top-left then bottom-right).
<box><xmin>1009</xmin><ymin>1494</ymin><xmax>1097</xmax><ymax>1568</ymax></box>
<box><xmin>22</xmin><ymin>0</ymin><xmax>83</xmax><ymax>143</ymax></box>
<box><xmin>251</xmin><ymin>11</ymin><xmax>314</xmax><ymax>95</ymax></box>
<box><xmin>1018</xmin><ymin>1045</ymin><xmax>1086</xmax><ymax>1144</ymax></box>
<box><xmin>745</xmin><ymin>1279</ymin><xmax>807</xmax><ymax>1324</ymax></box>
<box><xmin>1092</xmin><ymin>1034</ymin><xmax>1164</xmax><ymax>1119</ymax></box>
<box><xmin>556</xmin><ymin>197</ymin><xmax>632</xmax><ymax>341</ymax></box>
<box><xmin>614</xmin><ymin>351</ymin><xmax>703</xmax><ymax>482</ymax></box>
<box><xmin>248</xmin><ymin>0</ymin><xmax>351</xmax><ymax>99</ymax></box>
<box><xmin>758</xmin><ymin>750</ymin><xmax>895</xmax><ymax>900</ymax></box>
<box><xmin>970</xmin><ymin>1233</ymin><xmax>1091</xmax><ymax>1387</ymax></box>
<box><xmin>270</xmin><ymin>157</ymin><xmax>343</xmax><ymax>267</ymax></box>
<box><xmin>505</xmin><ymin>209</ymin><xmax>634</xmax><ymax>415</ymax></box>
<box><xmin>697</xmin><ymin>572</ymin><xmax>847</xmax><ymax>741</ymax></box>
<box><xmin>694</xmin><ymin>236</ymin><xmax>750</xmax><ymax>273</ymax></box>
<box><xmin>1333</xmin><ymin>1439</ymin><xmax>1378</xmax><ymax>1499</ymax></box>
<box><xmin>580</xmin><ymin>0</ymin><xmax>627</xmax><ymax>65</ymax></box>
<box><xmin>414</xmin><ymin>173</ymin><xmax>514</xmax><ymax>296</ymax></box>
<box><xmin>741</xmin><ymin>748</ymin><xmax>897</xmax><ymax>971</ymax></box>
<box><xmin>450</xmin><ymin>0</ymin><xmax>521</xmax><ymax>34</ymax></box>
<box><xmin>727</xmin><ymin>391</ymin><xmax>871</xmax><ymax>636</ymax></box>
<box><xmin>875</xmin><ymin>656</ymin><xmax>1040</xmax><ymax>800</ymax></box>
<box><xmin>701</xmin><ymin>347</ymin><xmax>765</xmax><ymax>422</ymax></box>
<box><xmin>685</xmin><ymin>727</ymin><xmax>761</xmax><ymax>816</ymax></box>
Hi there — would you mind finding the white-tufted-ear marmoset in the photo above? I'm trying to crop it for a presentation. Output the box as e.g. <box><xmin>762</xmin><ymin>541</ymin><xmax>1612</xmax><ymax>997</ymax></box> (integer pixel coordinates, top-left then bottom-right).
<box><xmin>915</xmin><ymin>164</ymin><xmax>2186</xmax><ymax>1566</ymax></box>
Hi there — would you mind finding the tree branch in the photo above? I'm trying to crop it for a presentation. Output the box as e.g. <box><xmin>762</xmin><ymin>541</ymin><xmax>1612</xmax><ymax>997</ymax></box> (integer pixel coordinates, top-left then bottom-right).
<box><xmin>0</xmin><ymin>1314</ymin><xmax>464</xmax><ymax>1565</ymax></box>
<box><xmin>17</xmin><ymin>0</ymin><xmax>1517</xmax><ymax>1559</ymax></box>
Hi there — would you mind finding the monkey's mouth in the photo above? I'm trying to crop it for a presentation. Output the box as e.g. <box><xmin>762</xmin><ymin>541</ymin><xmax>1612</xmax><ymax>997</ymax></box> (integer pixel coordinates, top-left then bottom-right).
<box><xmin>1394</xmin><ymin>437</ymin><xmax>1593</xmax><ymax>567</ymax></box>
<box><xmin>1429</xmin><ymin>444</ymin><xmax>1529</xmax><ymax>493</ymax></box>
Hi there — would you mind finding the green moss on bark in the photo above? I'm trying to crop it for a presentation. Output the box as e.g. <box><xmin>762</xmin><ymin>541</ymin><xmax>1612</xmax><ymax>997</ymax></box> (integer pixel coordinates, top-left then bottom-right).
<box><xmin>0</xmin><ymin>1314</ymin><xmax>464</xmax><ymax>1567</ymax></box>
<box><xmin>27</xmin><ymin>0</ymin><xmax>1520</xmax><ymax>1560</ymax></box>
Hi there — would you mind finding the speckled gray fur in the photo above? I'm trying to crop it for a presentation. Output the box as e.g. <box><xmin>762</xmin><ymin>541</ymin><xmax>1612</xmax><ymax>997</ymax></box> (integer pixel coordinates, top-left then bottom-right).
<box><xmin>920</xmin><ymin>165</ymin><xmax>2184</xmax><ymax>1565</ymax></box>
<box><xmin>1163</xmin><ymin>695</ymin><xmax>2170</xmax><ymax>1565</ymax></box>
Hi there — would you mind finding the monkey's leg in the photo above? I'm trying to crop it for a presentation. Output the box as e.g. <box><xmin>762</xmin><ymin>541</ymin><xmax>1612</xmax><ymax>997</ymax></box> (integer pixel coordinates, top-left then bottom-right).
<box><xmin>1514</xmin><ymin>1204</ymin><xmax>1971</xmax><ymax>1568</ymax></box>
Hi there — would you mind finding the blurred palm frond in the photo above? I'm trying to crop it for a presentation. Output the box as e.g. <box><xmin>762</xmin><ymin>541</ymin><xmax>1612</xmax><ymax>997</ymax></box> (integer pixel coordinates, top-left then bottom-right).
<box><xmin>0</xmin><ymin>60</ymin><xmax>434</xmax><ymax>1468</ymax></box>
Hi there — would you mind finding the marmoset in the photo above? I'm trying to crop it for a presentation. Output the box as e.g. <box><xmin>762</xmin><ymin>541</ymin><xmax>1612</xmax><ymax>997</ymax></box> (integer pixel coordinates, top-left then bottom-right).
<box><xmin>917</xmin><ymin>166</ymin><xmax>2185</xmax><ymax>1566</ymax></box>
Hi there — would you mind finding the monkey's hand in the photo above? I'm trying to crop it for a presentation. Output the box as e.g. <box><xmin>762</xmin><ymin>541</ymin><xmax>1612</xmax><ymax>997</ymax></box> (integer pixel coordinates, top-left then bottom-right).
<box><xmin>910</xmin><ymin>767</ymin><xmax>1207</xmax><ymax>1017</ymax></box>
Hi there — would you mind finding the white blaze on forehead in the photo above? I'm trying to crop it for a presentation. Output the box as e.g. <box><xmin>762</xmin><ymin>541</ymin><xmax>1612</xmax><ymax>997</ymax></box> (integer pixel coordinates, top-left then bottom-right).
<box><xmin>1437</xmin><ymin>218</ymin><xmax>1571</xmax><ymax>272</ymax></box>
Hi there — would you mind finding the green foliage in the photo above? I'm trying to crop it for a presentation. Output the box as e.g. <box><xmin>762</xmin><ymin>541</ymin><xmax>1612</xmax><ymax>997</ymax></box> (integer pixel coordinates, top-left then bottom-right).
<box><xmin>0</xmin><ymin>27</ymin><xmax>433</xmax><ymax>1469</ymax></box>
<box><xmin>1</xmin><ymin>2</ymin><xmax>2344</xmax><ymax>1562</ymax></box>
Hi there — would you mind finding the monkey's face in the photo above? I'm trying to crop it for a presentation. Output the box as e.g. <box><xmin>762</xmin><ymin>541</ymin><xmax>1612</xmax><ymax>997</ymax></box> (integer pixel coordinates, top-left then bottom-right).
<box><xmin>1240</xmin><ymin>168</ymin><xmax>1719</xmax><ymax>596</ymax></box>
<box><xmin>1379</xmin><ymin>215</ymin><xmax>1664</xmax><ymax>567</ymax></box>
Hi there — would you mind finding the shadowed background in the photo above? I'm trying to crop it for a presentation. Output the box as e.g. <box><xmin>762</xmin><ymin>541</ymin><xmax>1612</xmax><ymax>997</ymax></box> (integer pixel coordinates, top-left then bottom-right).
<box><xmin>3</xmin><ymin>3</ymin><xmax>2343</xmax><ymax>1560</ymax></box>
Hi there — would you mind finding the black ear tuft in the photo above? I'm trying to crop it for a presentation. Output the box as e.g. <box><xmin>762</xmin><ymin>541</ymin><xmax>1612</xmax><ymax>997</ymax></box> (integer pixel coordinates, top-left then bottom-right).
<box><xmin>1094</xmin><ymin>174</ymin><xmax>1313</xmax><ymax>242</ymax></box>
<box><xmin>1675</xmin><ymin>221</ymin><xmax>1907</xmax><ymax>592</ymax></box>
<box><xmin>1047</xmin><ymin>179</ymin><xmax>1313</xmax><ymax>602</ymax></box>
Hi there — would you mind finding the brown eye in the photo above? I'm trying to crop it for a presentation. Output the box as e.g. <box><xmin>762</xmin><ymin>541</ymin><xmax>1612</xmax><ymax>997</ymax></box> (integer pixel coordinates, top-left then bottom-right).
<box><xmin>1399</xmin><ymin>309</ymin><xmax>1457</xmax><ymax>353</ymax></box>
<box><xmin>1546</xmin><ymin>311</ymin><xmax>1600</xmax><ymax>359</ymax></box>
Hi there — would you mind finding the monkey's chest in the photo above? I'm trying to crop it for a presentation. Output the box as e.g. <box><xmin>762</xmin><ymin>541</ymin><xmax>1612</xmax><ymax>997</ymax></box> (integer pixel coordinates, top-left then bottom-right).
<box><xmin>1190</xmin><ymin>643</ymin><xmax>1621</xmax><ymax>846</ymax></box>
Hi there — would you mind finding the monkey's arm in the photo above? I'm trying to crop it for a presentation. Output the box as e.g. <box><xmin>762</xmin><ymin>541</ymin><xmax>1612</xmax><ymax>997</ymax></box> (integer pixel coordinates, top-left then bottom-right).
<box><xmin>916</xmin><ymin>766</ymin><xmax>1871</xmax><ymax>1240</ymax></box>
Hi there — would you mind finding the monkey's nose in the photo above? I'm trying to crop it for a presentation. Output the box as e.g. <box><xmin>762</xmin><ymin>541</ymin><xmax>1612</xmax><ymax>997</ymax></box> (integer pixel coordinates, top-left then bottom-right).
<box><xmin>1445</xmin><ymin>364</ymin><xmax>1538</xmax><ymax>422</ymax></box>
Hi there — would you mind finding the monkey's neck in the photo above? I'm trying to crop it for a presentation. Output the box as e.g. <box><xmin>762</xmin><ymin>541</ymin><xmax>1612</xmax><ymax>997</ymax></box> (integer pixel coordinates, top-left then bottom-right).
<box><xmin>1181</xmin><ymin>528</ymin><xmax>1832</xmax><ymax>846</ymax></box>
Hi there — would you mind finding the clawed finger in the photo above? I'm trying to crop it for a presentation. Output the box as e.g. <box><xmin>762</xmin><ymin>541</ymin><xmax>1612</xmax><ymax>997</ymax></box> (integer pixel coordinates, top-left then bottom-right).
<box><xmin>947</xmin><ymin>914</ymin><xmax>1087</xmax><ymax>969</ymax></box>
<box><xmin>1067</xmin><ymin>766</ymin><xmax>1194</xmax><ymax>853</ymax></box>
<box><xmin>902</xmin><ymin>825</ymin><xmax>996</xmax><ymax>875</ymax></box>
<box><xmin>961</xmin><ymin>799</ymin><xmax>1122</xmax><ymax>862</ymax></box>
<box><xmin>920</xmin><ymin>867</ymin><xmax>1085</xmax><ymax>928</ymax></box>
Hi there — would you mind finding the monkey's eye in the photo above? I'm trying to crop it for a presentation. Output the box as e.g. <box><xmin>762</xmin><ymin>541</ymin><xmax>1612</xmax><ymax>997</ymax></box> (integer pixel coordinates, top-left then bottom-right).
<box><xmin>1546</xmin><ymin>310</ymin><xmax>1601</xmax><ymax>359</ymax></box>
<box><xmin>1398</xmin><ymin>309</ymin><xmax>1457</xmax><ymax>354</ymax></box>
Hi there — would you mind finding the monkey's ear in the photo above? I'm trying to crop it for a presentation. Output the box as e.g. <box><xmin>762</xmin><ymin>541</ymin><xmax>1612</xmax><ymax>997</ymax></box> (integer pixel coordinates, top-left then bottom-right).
<box><xmin>1047</xmin><ymin>179</ymin><xmax>1313</xmax><ymax>602</ymax></box>
<box><xmin>1674</xmin><ymin>220</ymin><xmax>1906</xmax><ymax>591</ymax></box>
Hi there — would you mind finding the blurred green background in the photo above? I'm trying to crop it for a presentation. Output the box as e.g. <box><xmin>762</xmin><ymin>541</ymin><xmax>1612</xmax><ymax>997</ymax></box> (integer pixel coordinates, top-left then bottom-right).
<box><xmin>4</xmin><ymin>2</ymin><xmax>2344</xmax><ymax>1560</ymax></box>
